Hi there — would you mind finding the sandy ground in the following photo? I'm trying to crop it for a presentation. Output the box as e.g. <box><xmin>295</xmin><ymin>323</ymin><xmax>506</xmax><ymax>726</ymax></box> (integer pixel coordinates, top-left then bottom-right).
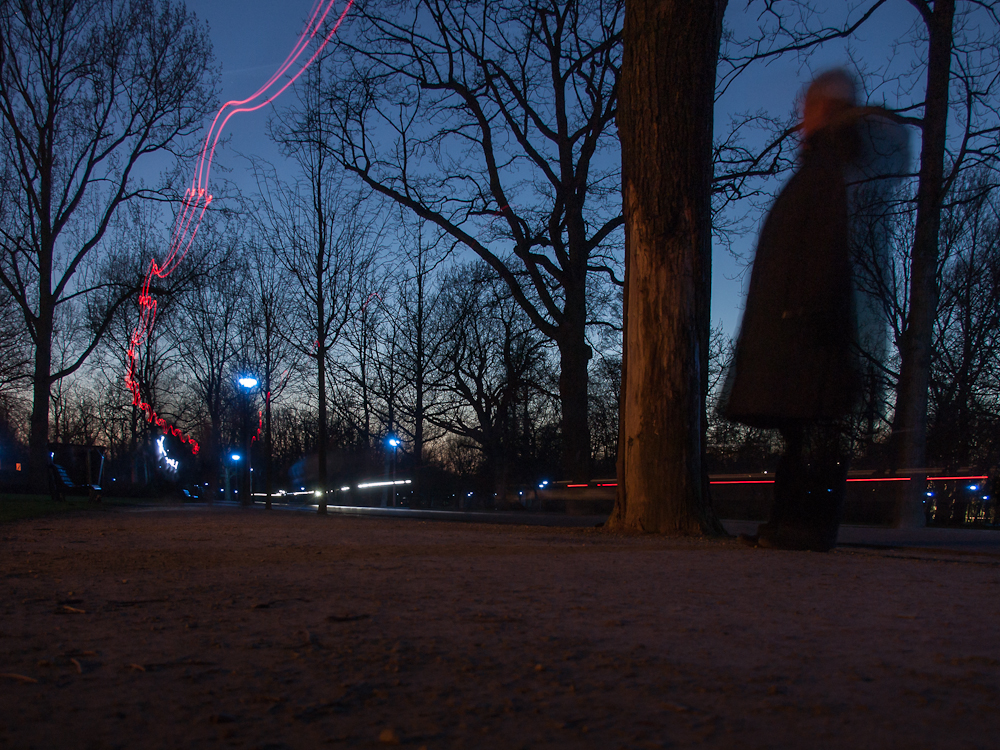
<box><xmin>2</xmin><ymin>507</ymin><xmax>1000</xmax><ymax>749</ymax></box>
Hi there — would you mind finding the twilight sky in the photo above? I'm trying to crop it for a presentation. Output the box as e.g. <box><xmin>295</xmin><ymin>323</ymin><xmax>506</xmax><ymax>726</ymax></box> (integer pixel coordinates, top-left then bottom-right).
<box><xmin>187</xmin><ymin>0</ymin><xmax>922</xmax><ymax>339</ymax></box>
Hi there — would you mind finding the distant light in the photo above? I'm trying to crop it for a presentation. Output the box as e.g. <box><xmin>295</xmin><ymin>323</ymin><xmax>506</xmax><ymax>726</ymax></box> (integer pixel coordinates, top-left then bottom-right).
<box><xmin>340</xmin><ymin>486</ymin><xmax>350</xmax><ymax>491</ymax></box>
<box><xmin>314</xmin><ymin>490</ymin><xmax>322</xmax><ymax>498</ymax></box>
<box><xmin>387</xmin><ymin>436</ymin><xmax>401</xmax><ymax>447</ymax></box>
<box><xmin>231</xmin><ymin>453</ymin><xmax>241</xmax><ymax>461</ymax></box>
<box><xmin>926</xmin><ymin>492</ymin><xmax>934</xmax><ymax>497</ymax></box>
<box><xmin>970</xmin><ymin>485</ymin><xmax>979</xmax><ymax>491</ymax></box>
<box><xmin>238</xmin><ymin>376</ymin><xmax>258</xmax><ymax>388</ymax></box>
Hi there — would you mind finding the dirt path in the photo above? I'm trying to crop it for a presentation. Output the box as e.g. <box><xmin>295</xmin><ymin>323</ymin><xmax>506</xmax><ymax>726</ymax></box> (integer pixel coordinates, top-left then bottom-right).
<box><xmin>2</xmin><ymin>508</ymin><xmax>999</xmax><ymax>749</ymax></box>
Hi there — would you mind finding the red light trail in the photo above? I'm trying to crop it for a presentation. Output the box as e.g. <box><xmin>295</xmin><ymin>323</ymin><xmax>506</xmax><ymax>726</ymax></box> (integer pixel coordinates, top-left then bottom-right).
<box><xmin>125</xmin><ymin>0</ymin><xmax>355</xmax><ymax>454</ymax></box>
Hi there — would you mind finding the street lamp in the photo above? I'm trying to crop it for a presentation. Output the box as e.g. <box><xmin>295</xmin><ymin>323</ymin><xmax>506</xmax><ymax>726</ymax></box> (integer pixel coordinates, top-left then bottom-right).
<box><xmin>238</xmin><ymin>375</ymin><xmax>258</xmax><ymax>507</ymax></box>
<box><xmin>386</xmin><ymin>435</ymin><xmax>401</xmax><ymax>507</ymax></box>
<box><xmin>224</xmin><ymin>453</ymin><xmax>241</xmax><ymax>502</ymax></box>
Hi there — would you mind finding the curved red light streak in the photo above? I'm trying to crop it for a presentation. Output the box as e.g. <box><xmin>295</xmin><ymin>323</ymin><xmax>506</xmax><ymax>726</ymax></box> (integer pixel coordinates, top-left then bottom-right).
<box><xmin>125</xmin><ymin>0</ymin><xmax>355</xmax><ymax>455</ymax></box>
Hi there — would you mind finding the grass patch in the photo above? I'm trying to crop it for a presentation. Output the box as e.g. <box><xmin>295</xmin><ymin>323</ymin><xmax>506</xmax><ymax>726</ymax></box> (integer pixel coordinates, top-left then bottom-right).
<box><xmin>0</xmin><ymin>494</ymin><xmax>155</xmax><ymax>524</ymax></box>
<box><xmin>0</xmin><ymin>495</ymin><xmax>93</xmax><ymax>524</ymax></box>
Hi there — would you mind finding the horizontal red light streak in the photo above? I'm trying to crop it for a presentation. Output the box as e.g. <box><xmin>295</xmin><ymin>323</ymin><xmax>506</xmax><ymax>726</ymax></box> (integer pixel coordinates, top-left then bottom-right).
<box><xmin>927</xmin><ymin>475</ymin><xmax>988</xmax><ymax>481</ymax></box>
<box><xmin>556</xmin><ymin>476</ymin><xmax>989</xmax><ymax>488</ymax></box>
<box><xmin>846</xmin><ymin>477</ymin><xmax>909</xmax><ymax>483</ymax></box>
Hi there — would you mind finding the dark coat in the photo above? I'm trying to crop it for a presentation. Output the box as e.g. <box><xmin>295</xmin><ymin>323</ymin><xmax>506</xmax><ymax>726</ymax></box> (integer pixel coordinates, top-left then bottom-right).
<box><xmin>721</xmin><ymin>127</ymin><xmax>862</xmax><ymax>428</ymax></box>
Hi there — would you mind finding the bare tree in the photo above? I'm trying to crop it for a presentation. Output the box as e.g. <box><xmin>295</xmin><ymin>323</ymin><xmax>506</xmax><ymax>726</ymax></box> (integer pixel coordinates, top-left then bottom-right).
<box><xmin>91</xmin><ymin>198</ymin><xmax>214</xmax><ymax>485</ymax></box>
<box><xmin>329</xmin><ymin>0</ymin><xmax>624</xmax><ymax>482</ymax></box>
<box><xmin>0</xmin><ymin>280</ymin><xmax>29</xmax><ymax>398</ymax></box>
<box><xmin>430</xmin><ymin>263</ymin><xmax>552</xmax><ymax>502</ymax></box>
<box><xmin>255</xmin><ymin>63</ymin><xmax>384</xmax><ymax>513</ymax></box>
<box><xmin>0</xmin><ymin>0</ymin><xmax>217</xmax><ymax>484</ymax></box>
<box><xmin>170</xmin><ymin>236</ymin><xmax>244</xmax><ymax>497</ymax></box>
<box><xmin>607</xmin><ymin>0</ymin><xmax>728</xmax><ymax>533</ymax></box>
<box><xmin>376</xmin><ymin>221</ymin><xmax>454</xmax><ymax>505</ymax></box>
<box><xmin>240</xmin><ymin>239</ymin><xmax>297</xmax><ymax>509</ymax></box>
<box><xmin>717</xmin><ymin>0</ymin><xmax>1000</xmax><ymax>524</ymax></box>
<box><xmin>334</xmin><ymin>275</ymin><xmax>384</xmax><ymax>451</ymax></box>
<box><xmin>927</xmin><ymin>173</ymin><xmax>1000</xmax><ymax>468</ymax></box>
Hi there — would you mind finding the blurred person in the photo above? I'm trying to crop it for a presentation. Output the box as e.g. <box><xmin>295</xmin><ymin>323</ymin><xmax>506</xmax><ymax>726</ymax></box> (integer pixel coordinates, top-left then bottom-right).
<box><xmin>721</xmin><ymin>69</ymin><xmax>909</xmax><ymax>551</ymax></box>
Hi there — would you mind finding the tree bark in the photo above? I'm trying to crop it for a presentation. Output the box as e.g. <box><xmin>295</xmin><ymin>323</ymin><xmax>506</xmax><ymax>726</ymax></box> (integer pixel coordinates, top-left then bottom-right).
<box><xmin>558</xmin><ymin>313</ymin><xmax>592</xmax><ymax>482</ymax></box>
<box><xmin>890</xmin><ymin>0</ymin><xmax>955</xmax><ymax>527</ymax></box>
<box><xmin>607</xmin><ymin>0</ymin><xmax>728</xmax><ymax>533</ymax></box>
<box><xmin>28</xmin><ymin>309</ymin><xmax>54</xmax><ymax>487</ymax></box>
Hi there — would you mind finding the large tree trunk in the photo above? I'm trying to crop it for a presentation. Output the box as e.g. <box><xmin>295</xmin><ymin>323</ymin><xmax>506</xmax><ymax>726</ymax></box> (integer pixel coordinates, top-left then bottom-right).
<box><xmin>890</xmin><ymin>0</ymin><xmax>955</xmax><ymax>527</ymax></box>
<box><xmin>28</xmin><ymin>308</ymin><xmax>53</xmax><ymax>491</ymax></box>
<box><xmin>607</xmin><ymin>0</ymin><xmax>728</xmax><ymax>534</ymax></box>
<box><xmin>558</xmin><ymin>301</ymin><xmax>592</xmax><ymax>482</ymax></box>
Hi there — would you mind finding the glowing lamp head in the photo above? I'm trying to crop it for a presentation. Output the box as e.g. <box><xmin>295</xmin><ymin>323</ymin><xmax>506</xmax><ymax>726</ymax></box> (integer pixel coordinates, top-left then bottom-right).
<box><xmin>387</xmin><ymin>436</ymin><xmax>401</xmax><ymax>448</ymax></box>
<box><xmin>231</xmin><ymin>453</ymin><xmax>241</xmax><ymax>462</ymax></box>
<box><xmin>238</xmin><ymin>376</ymin><xmax>258</xmax><ymax>389</ymax></box>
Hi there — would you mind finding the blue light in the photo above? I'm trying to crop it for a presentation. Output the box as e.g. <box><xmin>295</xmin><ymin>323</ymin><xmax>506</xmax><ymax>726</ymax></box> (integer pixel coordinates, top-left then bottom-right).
<box><xmin>387</xmin><ymin>435</ymin><xmax>401</xmax><ymax>447</ymax></box>
<box><xmin>970</xmin><ymin>485</ymin><xmax>979</xmax><ymax>491</ymax></box>
<box><xmin>231</xmin><ymin>453</ymin><xmax>241</xmax><ymax>462</ymax></box>
<box><xmin>238</xmin><ymin>376</ymin><xmax>258</xmax><ymax>389</ymax></box>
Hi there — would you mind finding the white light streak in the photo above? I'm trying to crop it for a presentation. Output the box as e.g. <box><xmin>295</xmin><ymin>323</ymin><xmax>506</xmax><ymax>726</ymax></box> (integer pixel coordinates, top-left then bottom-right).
<box><xmin>356</xmin><ymin>479</ymin><xmax>412</xmax><ymax>489</ymax></box>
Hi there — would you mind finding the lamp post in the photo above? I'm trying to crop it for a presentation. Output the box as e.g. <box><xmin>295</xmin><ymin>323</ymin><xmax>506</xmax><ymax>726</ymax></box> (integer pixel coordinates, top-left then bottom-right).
<box><xmin>387</xmin><ymin>435</ymin><xmax>401</xmax><ymax>507</ymax></box>
<box><xmin>264</xmin><ymin>385</ymin><xmax>273</xmax><ymax>511</ymax></box>
<box><xmin>226</xmin><ymin>453</ymin><xmax>241</xmax><ymax>502</ymax></box>
<box><xmin>238</xmin><ymin>376</ymin><xmax>258</xmax><ymax>507</ymax></box>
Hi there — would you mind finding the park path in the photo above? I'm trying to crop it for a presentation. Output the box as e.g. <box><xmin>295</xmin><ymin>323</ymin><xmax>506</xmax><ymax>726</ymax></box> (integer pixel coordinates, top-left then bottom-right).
<box><xmin>2</xmin><ymin>508</ymin><xmax>999</xmax><ymax>749</ymax></box>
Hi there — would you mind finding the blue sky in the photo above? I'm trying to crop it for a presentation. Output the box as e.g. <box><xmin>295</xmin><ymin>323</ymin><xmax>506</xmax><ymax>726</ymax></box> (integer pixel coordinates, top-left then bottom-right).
<box><xmin>188</xmin><ymin>0</ymin><xmax>924</xmax><ymax>339</ymax></box>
